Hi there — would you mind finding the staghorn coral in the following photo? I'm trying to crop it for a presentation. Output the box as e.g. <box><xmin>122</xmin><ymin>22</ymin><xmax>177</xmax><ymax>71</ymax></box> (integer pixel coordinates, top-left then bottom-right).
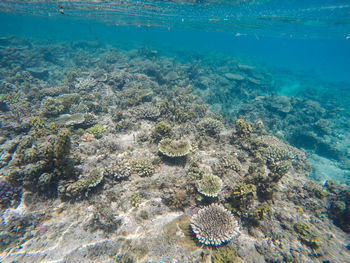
<box><xmin>162</xmin><ymin>188</ymin><xmax>189</xmax><ymax>210</ymax></box>
<box><xmin>31</xmin><ymin>116</ymin><xmax>49</xmax><ymax>138</ymax></box>
<box><xmin>197</xmin><ymin>174</ymin><xmax>223</xmax><ymax>198</ymax></box>
<box><xmin>158</xmin><ymin>138</ymin><xmax>191</xmax><ymax>158</ymax></box>
<box><xmin>226</xmin><ymin>183</ymin><xmax>257</xmax><ymax>214</ymax></box>
<box><xmin>251</xmin><ymin>203</ymin><xmax>272</xmax><ymax>221</ymax></box>
<box><xmin>6</xmin><ymin>129</ymin><xmax>75</xmax><ymax>194</ymax></box>
<box><xmin>269</xmin><ymin>160</ymin><xmax>291</xmax><ymax>182</ymax></box>
<box><xmin>232</xmin><ymin>183</ymin><xmax>257</xmax><ymax>200</ymax></box>
<box><xmin>190</xmin><ymin>203</ymin><xmax>239</xmax><ymax>246</ymax></box>
<box><xmin>264</xmin><ymin>146</ymin><xmax>294</xmax><ymax>164</ymax></box>
<box><xmin>130</xmin><ymin>192</ymin><xmax>141</xmax><ymax>207</ymax></box>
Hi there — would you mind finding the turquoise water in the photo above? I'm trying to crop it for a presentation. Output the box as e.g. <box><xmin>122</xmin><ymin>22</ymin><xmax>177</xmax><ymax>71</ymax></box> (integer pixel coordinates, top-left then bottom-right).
<box><xmin>1</xmin><ymin>1</ymin><xmax>349</xmax><ymax>183</ymax></box>
<box><xmin>1</xmin><ymin>1</ymin><xmax>350</xmax><ymax>261</ymax></box>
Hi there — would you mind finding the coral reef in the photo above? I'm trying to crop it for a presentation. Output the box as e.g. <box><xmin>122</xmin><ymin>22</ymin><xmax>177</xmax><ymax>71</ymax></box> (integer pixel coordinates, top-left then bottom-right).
<box><xmin>190</xmin><ymin>203</ymin><xmax>240</xmax><ymax>246</ymax></box>
<box><xmin>86</xmin><ymin>124</ymin><xmax>105</xmax><ymax>139</ymax></box>
<box><xmin>294</xmin><ymin>222</ymin><xmax>322</xmax><ymax>250</ymax></box>
<box><xmin>133</xmin><ymin>159</ymin><xmax>155</xmax><ymax>177</ymax></box>
<box><xmin>151</xmin><ymin>121</ymin><xmax>171</xmax><ymax>141</ymax></box>
<box><xmin>0</xmin><ymin>35</ymin><xmax>349</xmax><ymax>262</ymax></box>
<box><xmin>197</xmin><ymin>174</ymin><xmax>223</xmax><ymax>198</ymax></box>
<box><xmin>60</xmin><ymin>169</ymin><xmax>104</xmax><ymax>197</ymax></box>
<box><xmin>0</xmin><ymin>178</ymin><xmax>22</xmax><ymax>209</ymax></box>
<box><xmin>106</xmin><ymin>157</ymin><xmax>133</xmax><ymax>180</ymax></box>
<box><xmin>212</xmin><ymin>247</ymin><xmax>240</xmax><ymax>263</ymax></box>
<box><xmin>198</xmin><ymin>117</ymin><xmax>224</xmax><ymax>137</ymax></box>
<box><xmin>6</xmin><ymin>129</ymin><xmax>75</xmax><ymax>195</ymax></box>
<box><xmin>158</xmin><ymin>138</ymin><xmax>191</xmax><ymax>158</ymax></box>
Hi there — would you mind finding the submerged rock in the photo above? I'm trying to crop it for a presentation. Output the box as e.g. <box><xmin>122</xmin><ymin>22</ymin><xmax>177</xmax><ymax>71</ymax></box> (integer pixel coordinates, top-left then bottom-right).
<box><xmin>268</xmin><ymin>95</ymin><xmax>291</xmax><ymax>113</ymax></box>
<box><xmin>26</xmin><ymin>67</ymin><xmax>49</xmax><ymax>80</ymax></box>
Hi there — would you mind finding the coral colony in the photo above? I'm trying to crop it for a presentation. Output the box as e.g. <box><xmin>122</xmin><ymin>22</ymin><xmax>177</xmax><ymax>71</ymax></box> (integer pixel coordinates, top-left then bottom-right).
<box><xmin>0</xmin><ymin>34</ymin><xmax>349</xmax><ymax>262</ymax></box>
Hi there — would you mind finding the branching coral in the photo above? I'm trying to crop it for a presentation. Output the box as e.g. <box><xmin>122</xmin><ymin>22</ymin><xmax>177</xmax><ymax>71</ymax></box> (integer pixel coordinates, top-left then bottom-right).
<box><xmin>133</xmin><ymin>159</ymin><xmax>155</xmax><ymax>177</ymax></box>
<box><xmin>86</xmin><ymin>124</ymin><xmax>105</xmax><ymax>139</ymax></box>
<box><xmin>151</xmin><ymin>121</ymin><xmax>171</xmax><ymax>141</ymax></box>
<box><xmin>198</xmin><ymin>118</ymin><xmax>224</xmax><ymax>137</ymax></box>
<box><xmin>235</xmin><ymin>119</ymin><xmax>253</xmax><ymax>139</ymax></box>
<box><xmin>190</xmin><ymin>204</ymin><xmax>239</xmax><ymax>246</ymax></box>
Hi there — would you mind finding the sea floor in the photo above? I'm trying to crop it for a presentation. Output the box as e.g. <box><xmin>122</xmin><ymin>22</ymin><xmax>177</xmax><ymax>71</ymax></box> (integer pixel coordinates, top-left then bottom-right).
<box><xmin>0</xmin><ymin>36</ymin><xmax>349</xmax><ymax>262</ymax></box>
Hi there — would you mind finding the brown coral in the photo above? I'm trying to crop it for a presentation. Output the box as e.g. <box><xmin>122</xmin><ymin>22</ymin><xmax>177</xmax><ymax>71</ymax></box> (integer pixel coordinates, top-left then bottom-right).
<box><xmin>190</xmin><ymin>204</ymin><xmax>239</xmax><ymax>246</ymax></box>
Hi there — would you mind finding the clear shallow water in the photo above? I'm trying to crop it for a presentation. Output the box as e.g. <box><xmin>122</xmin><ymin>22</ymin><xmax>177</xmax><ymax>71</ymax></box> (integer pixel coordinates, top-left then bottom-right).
<box><xmin>1</xmin><ymin>1</ymin><xmax>349</xmax><ymax>183</ymax></box>
<box><xmin>1</xmin><ymin>1</ymin><xmax>350</xmax><ymax>83</ymax></box>
<box><xmin>1</xmin><ymin>2</ymin><xmax>350</xmax><ymax>261</ymax></box>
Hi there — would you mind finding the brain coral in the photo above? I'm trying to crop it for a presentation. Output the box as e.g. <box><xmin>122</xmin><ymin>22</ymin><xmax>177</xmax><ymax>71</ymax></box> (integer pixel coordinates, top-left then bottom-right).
<box><xmin>190</xmin><ymin>204</ymin><xmax>240</xmax><ymax>246</ymax></box>
<box><xmin>158</xmin><ymin>138</ymin><xmax>191</xmax><ymax>157</ymax></box>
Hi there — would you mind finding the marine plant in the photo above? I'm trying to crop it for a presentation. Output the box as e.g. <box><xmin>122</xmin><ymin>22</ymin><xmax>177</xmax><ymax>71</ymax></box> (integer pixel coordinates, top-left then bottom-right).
<box><xmin>86</xmin><ymin>124</ymin><xmax>105</xmax><ymax>139</ymax></box>
<box><xmin>190</xmin><ymin>203</ymin><xmax>240</xmax><ymax>246</ymax></box>
<box><xmin>197</xmin><ymin>174</ymin><xmax>223</xmax><ymax>198</ymax></box>
<box><xmin>158</xmin><ymin>138</ymin><xmax>191</xmax><ymax>158</ymax></box>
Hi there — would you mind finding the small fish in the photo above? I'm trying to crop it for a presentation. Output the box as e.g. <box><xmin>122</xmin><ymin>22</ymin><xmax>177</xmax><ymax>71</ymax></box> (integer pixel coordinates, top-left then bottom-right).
<box><xmin>58</xmin><ymin>3</ymin><xmax>64</xmax><ymax>14</ymax></box>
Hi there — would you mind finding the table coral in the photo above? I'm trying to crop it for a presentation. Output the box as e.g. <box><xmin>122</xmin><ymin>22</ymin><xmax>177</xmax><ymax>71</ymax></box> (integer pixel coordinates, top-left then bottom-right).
<box><xmin>158</xmin><ymin>138</ymin><xmax>191</xmax><ymax>158</ymax></box>
<box><xmin>190</xmin><ymin>204</ymin><xmax>240</xmax><ymax>246</ymax></box>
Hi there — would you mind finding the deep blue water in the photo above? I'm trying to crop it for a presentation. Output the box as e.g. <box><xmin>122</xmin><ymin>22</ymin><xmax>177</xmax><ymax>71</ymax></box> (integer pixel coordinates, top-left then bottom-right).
<box><xmin>1</xmin><ymin>3</ymin><xmax>350</xmax><ymax>83</ymax></box>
